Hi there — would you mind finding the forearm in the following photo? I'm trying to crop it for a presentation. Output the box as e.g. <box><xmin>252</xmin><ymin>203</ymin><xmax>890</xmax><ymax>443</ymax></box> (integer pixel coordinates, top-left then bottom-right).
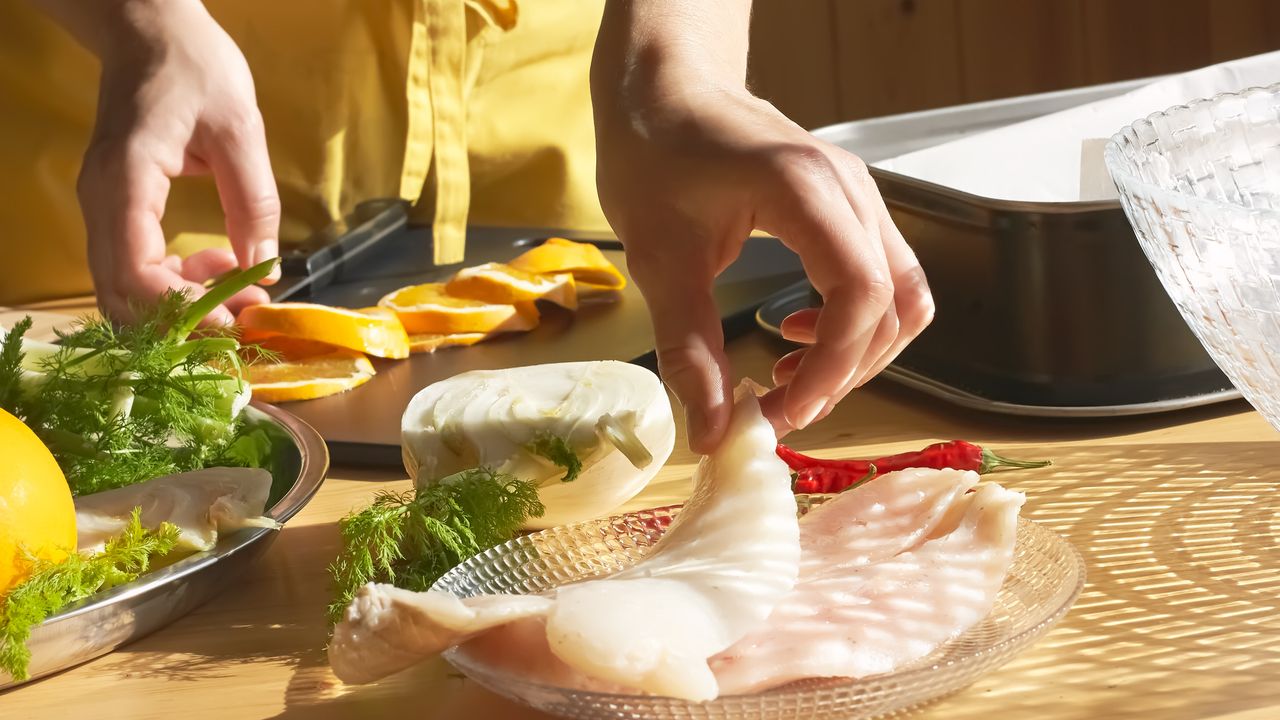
<box><xmin>591</xmin><ymin>0</ymin><xmax>753</xmax><ymax>121</ymax></box>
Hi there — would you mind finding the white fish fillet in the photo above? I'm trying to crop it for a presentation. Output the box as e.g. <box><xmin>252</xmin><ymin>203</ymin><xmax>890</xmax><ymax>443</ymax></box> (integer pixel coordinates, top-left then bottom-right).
<box><xmin>74</xmin><ymin>467</ymin><xmax>278</xmax><ymax>553</ymax></box>
<box><xmin>452</xmin><ymin>469</ymin><xmax>1023</xmax><ymax>698</ymax></box>
<box><xmin>329</xmin><ymin>383</ymin><xmax>800</xmax><ymax>700</ymax></box>
<box><xmin>709</xmin><ymin>475</ymin><xmax>1024</xmax><ymax>695</ymax></box>
<box><xmin>328</xmin><ymin>589</ymin><xmax>555</xmax><ymax>685</ymax></box>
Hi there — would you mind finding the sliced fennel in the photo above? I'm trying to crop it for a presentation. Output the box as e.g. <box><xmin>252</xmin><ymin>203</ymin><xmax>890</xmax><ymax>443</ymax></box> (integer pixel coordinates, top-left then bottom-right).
<box><xmin>0</xmin><ymin>260</ymin><xmax>273</xmax><ymax>495</ymax></box>
<box><xmin>401</xmin><ymin>361</ymin><xmax>676</xmax><ymax>528</ymax></box>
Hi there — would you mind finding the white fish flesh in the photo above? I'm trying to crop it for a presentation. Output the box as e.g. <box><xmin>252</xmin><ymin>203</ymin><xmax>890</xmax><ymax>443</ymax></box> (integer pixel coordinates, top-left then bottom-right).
<box><xmin>709</xmin><ymin>473</ymin><xmax>1023</xmax><ymax>694</ymax></box>
<box><xmin>453</xmin><ymin>469</ymin><xmax>1022</xmax><ymax>698</ymax></box>
<box><xmin>329</xmin><ymin>382</ymin><xmax>799</xmax><ymax>700</ymax></box>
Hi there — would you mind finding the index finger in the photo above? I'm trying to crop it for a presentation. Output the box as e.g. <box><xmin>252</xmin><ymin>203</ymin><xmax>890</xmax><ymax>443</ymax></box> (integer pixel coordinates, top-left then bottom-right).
<box><xmin>78</xmin><ymin>145</ymin><xmax>234</xmax><ymax>325</ymax></box>
<box><xmin>765</xmin><ymin>189</ymin><xmax>893</xmax><ymax>429</ymax></box>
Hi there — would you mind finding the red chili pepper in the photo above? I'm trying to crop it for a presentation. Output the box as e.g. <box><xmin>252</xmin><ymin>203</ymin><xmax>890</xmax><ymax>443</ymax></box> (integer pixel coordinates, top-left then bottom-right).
<box><xmin>780</xmin><ymin>440</ymin><xmax>1050</xmax><ymax>494</ymax></box>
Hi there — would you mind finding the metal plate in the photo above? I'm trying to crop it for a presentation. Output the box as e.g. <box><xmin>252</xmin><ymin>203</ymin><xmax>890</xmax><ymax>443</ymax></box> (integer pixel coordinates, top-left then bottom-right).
<box><xmin>756</xmin><ymin>284</ymin><xmax>1241</xmax><ymax>417</ymax></box>
<box><xmin>0</xmin><ymin>402</ymin><xmax>329</xmax><ymax>689</ymax></box>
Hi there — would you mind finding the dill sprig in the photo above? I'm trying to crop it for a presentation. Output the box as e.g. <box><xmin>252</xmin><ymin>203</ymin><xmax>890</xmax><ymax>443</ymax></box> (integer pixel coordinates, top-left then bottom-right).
<box><xmin>328</xmin><ymin>468</ymin><xmax>544</xmax><ymax>624</ymax></box>
<box><xmin>0</xmin><ymin>509</ymin><xmax>180</xmax><ymax>681</ymax></box>
<box><xmin>0</xmin><ymin>260</ymin><xmax>277</xmax><ymax>495</ymax></box>
<box><xmin>0</xmin><ymin>315</ymin><xmax>32</xmax><ymax>413</ymax></box>
<box><xmin>526</xmin><ymin>432</ymin><xmax>583</xmax><ymax>483</ymax></box>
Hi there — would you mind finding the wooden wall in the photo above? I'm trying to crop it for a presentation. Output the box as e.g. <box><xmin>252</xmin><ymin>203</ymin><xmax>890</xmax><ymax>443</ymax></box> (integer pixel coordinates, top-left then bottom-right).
<box><xmin>748</xmin><ymin>0</ymin><xmax>1280</xmax><ymax>129</ymax></box>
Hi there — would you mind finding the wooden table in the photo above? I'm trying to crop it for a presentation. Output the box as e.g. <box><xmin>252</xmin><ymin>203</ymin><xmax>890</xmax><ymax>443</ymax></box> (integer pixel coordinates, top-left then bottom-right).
<box><xmin>6</xmin><ymin>326</ymin><xmax>1280</xmax><ymax>720</ymax></box>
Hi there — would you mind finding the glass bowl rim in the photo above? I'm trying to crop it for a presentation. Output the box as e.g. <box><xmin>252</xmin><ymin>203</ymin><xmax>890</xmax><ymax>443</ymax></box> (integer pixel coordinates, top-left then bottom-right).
<box><xmin>1103</xmin><ymin>81</ymin><xmax>1280</xmax><ymax>223</ymax></box>
<box><xmin>436</xmin><ymin>498</ymin><xmax>1088</xmax><ymax>706</ymax></box>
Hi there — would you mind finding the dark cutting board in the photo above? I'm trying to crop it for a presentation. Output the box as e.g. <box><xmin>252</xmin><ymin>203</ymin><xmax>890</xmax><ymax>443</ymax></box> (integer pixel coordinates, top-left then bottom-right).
<box><xmin>278</xmin><ymin>226</ymin><xmax>805</xmax><ymax>465</ymax></box>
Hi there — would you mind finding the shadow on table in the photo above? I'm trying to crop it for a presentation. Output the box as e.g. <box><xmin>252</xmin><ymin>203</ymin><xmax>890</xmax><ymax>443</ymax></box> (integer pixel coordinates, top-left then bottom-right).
<box><xmin>34</xmin><ymin>439</ymin><xmax>1280</xmax><ymax>720</ymax></box>
<box><xmin>930</xmin><ymin>439</ymin><xmax>1280</xmax><ymax>720</ymax></box>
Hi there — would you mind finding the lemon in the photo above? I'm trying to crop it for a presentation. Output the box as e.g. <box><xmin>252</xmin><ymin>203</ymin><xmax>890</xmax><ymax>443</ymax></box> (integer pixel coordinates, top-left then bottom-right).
<box><xmin>0</xmin><ymin>409</ymin><xmax>77</xmax><ymax>595</ymax></box>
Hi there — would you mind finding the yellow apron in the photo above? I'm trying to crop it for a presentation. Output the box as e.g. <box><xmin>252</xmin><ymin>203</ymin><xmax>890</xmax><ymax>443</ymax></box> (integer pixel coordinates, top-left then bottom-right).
<box><xmin>0</xmin><ymin>0</ymin><xmax>607</xmax><ymax>305</ymax></box>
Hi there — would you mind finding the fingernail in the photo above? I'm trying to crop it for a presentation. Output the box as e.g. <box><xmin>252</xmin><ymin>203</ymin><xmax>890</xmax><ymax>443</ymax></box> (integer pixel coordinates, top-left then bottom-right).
<box><xmin>253</xmin><ymin>241</ymin><xmax>281</xmax><ymax>282</ymax></box>
<box><xmin>789</xmin><ymin>397</ymin><xmax>828</xmax><ymax>429</ymax></box>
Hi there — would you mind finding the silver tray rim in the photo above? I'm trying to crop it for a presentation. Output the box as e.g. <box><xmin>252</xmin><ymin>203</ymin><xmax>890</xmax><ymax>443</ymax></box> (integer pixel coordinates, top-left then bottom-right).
<box><xmin>755</xmin><ymin>284</ymin><xmax>1242</xmax><ymax>418</ymax></box>
<box><xmin>0</xmin><ymin>401</ymin><xmax>329</xmax><ymax>689</ymax></box>
<box><xmin>812</xmin><ymin>76</ymin><xmax>1162</xmax><ymax>215</ymax></box>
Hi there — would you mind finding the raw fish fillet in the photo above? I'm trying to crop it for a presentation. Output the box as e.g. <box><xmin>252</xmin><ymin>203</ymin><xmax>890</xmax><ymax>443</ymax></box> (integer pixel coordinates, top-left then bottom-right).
<box><xmin>709</xmin><ymin>476</ymin><xmax>1024</xmax><ymax>695</ymax></box>
<box><xmin>452</xmin><ymin>469</ymin><xmax>1022</xmax><ymax>698</ymax></box>
<box><xmin>327</xmin><ymin>590</ymin><xmax>555</xmax><ymax>685</ymax></box>
<box><xmin>74</xmin><ymin>467</ymin><xmax>278</xmax><ymax>553</ymax></box>
<box><xmin>329</xmin><ymin>383</ymin><xmax>800</xmax><ymax>700</ymax></box>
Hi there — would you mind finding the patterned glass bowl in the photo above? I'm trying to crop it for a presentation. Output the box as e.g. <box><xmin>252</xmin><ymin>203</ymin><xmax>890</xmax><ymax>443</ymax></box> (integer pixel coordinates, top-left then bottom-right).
<box><xmin>433</xmin><ymin>496</ymin><xmax>1085</xmax><ymax>720</ymax></box>
<box><xmin>1106</xmin><ymin>83</ymin><xmax>1280</xmax><ymax>431</ymax></box>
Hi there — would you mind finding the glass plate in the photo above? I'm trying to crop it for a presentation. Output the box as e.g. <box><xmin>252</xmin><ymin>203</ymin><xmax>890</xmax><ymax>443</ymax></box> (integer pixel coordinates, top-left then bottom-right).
<box><xmin>434</xmin><ymin>495</ymin><xmax>1086</xmax><ymax>720</ymax></box>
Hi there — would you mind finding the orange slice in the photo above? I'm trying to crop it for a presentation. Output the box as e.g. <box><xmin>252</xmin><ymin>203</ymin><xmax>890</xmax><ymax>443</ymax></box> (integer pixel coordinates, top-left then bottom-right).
<box><xmin>243</xmin><ymin>338</ymin><xmax>375</xmax><ymax>403</ymax></box>
<box><xmin>237</xmin><ymin>303</ymin><xmax>410</xmax><ymax>359</ymax></box>
<box><xmin>509</xmin><ymin>238</ymin><xmax>626</xmax><ymax>292</ymax></box>
<box><xmin>445</xmin><ymin>262</ymin><xmax>577</xmax><ymax>310</ymax></box>
<box><xmin>408</xmin><ymin>332</ymin><xmax>490</xmax><ymax>354</ymax></box>
<box><xmin>379</xmin><ymin>283</ymin><xmax>540</xmax><ymax>334</ymax></box>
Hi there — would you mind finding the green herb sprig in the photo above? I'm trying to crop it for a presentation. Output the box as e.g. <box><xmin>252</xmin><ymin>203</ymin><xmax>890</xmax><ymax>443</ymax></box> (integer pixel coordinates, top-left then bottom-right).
<box><xmin>328</xmin><ymin>468</ymin><xmax>544</xmax><ymax>624</ymax></box>
<box><xmin>0</xmin><ymin>509</ymin><xmax>180</xmax><ymax>681</ymax></box>
<box><xmin>526</xmin><ymin>432</ymin><xmax>583</xmax><ymax>483</ymax></box>
<box><xmin>0</xmin><ymin>260</ymin><xmax>277</xmax><ymax>495</ymax></box>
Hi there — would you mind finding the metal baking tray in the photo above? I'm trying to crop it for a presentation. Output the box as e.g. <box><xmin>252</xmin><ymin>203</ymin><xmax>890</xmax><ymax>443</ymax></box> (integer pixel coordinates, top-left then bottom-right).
<box><xmin>792</xmin><ymin>78</ymin><xmax>1239</xmax><ymax>415</ymax></box>
<box><xmin>0</xmin><ymin>402</ymin><xmax>328</xmax><ymax>690</ymax></box>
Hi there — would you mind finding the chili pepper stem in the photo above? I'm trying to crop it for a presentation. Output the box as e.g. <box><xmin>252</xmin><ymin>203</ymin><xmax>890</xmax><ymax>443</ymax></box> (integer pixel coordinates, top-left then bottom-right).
<box><xmin>839</xmin><ymin>464</ymin><xmax>877</xmax><ymax>493</ymax></box>
<box><xmin>978</xmin><ymin>448</ymin><xmax>1052</xmax><ymax>474</ymax></box>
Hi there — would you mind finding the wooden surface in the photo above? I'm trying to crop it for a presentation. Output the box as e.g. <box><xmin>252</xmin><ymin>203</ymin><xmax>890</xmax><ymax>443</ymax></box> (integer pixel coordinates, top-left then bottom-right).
<box><xmin>748</xmin><ymin>0</ymin><xmax>1280</xmax><ymax>129</ymax></box>
<box><xmin>4</xmin><ymin>322</ymin><xmax>1280</xmax><ymax>719</ymax></box>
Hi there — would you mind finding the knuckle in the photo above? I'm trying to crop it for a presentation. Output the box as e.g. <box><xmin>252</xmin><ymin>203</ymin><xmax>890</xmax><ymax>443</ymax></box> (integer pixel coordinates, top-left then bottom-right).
<box><xmin>209</xmin><ymin>106</ymin><xmax>266</xmax><ymax>145</ymax></box>
<box><xmin>859</xmin><ymin>273</ymin><xmax>895</xmax><ymax>310</ymax></box>
<box><xmin>770</xmin><ymin>145</ymin><xmax>842</xmax><ymax>199</ymax></box>
<box><xmin>843</xmin><ymin>152</ymin><xmax>871</xmax><ymax>185</ymax></box>
<box><xmin>657</xmin><ymin>344</ymin><xmax>714</xmax><ymax>393</ymax></box>
<box><xmin>895</xmin><ymin>267</ymin><xmax>935</xmax><ymax>334</ymax></box>
<box><xmin>239</xmin><ymin>191</ymin><xmax>282</xmax><ymax>224</ymax></box>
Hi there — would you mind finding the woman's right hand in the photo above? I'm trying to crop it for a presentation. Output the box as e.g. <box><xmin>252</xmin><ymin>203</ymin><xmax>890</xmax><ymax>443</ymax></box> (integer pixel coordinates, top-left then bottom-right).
<box><xmin>57</xmin><ymin>0</ymin><xmax>280</xmax><ymax>324</ymax></box>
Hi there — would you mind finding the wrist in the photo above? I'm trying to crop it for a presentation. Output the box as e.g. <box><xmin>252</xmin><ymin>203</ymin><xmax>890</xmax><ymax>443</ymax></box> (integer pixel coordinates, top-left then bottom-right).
<box><xmin>32</xmin><ymin>0</ymin><xmax>206</xmax><ymax>61</ymax></box>
<box><xmin>592</xmin><ymin>0</ymin><xmax>751</xmax><ymax>133</ymax></box>
<box><xmin>99</xmin><ymin>0</ymin><xmax>209</xmax><ymax>63</ymax></box>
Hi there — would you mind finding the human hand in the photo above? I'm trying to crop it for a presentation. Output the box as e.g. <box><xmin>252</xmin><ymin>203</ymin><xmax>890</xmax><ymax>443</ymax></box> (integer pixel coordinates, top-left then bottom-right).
<box><xmin>73</xmin><ymin>0</ymin><xmax>279</xmax><ymax>324</ymax></box>
<box><xmin>595</xmin><ymin>87</ymin><xmax>933</xmax><ymax>452</ymax></box>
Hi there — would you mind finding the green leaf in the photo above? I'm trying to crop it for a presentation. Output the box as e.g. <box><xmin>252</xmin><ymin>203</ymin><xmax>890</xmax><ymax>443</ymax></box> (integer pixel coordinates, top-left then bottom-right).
<box><xmin>0</xmin><ymin>509</ymin><xmax>180</xmax><ymax>681</ymax></box>
<box><xmin>327</xmin><ymin>468</ymin><xmax>544</xmax><ymax>625</ymax></box>
<box><xmin>525</xmin><ymin>432</ymin><xmax>583</xmax><ymax>483</ymax></box>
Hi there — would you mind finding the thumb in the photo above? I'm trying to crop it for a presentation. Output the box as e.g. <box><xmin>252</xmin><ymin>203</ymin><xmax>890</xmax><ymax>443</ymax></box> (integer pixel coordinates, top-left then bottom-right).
<box><xmin>640</xmin><ymin>277</ymin><xmax>733</xmax><ymax>454</ymax></box>
<box><xmin>204</xmin><ymin>111</ymin><xmax>282</xmax><ymax>282</ymax></box>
